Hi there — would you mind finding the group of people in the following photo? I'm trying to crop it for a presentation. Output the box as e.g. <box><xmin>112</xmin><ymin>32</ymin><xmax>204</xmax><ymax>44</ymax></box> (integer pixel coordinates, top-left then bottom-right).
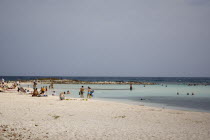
<box><xmin>59</xmin><ymin>86</ymin><xmax>94</xmax><ymax>100</ymax></box>
<box><xmin>0</xmin><ymin>78</ymin><xmax>19</xmax><ymax>92</ymax></box>
<box><xmin>49</xmin><ymin>82</ymin><xmax>54</xmax><ymax>89</ymax></box>
<box><xmin>32</xmin><ymin>86</ymin><xmax>48</xmax><ymax>96</ymax></box>
<box><xmin>32</xmin><ymin>81</ymin><xmax>48</xmax><ymax>97</ymax></box>
<box><xmin>79</xmin><ymin>86</ymin><xmax>94</xmax><ymax>98</ymax></box>
<box><xmin>1</xmin><ymin>78</ymin><xmax>96</xmax><ymax>100</ymax></box>
<box><xmin>32</xmin><ymin>88</ymin><xmax>48</xmax><ymax>97</ymax></box>
<box><xmin>0</xmin><ymin>78</ymin><xmax>31</xmax><ymax>94</ymax></box>
<box><xmin>59</xmin><ymin>90</ymin><xmax>71</xmax><ymax>100</ymax></box>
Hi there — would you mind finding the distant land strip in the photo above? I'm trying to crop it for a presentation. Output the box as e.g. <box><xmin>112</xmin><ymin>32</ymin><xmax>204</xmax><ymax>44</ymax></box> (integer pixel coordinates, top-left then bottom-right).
<box><xmin>17</xmin><ymin>78</ymin><xmax>157</xmax><ymax>85</ymax></box>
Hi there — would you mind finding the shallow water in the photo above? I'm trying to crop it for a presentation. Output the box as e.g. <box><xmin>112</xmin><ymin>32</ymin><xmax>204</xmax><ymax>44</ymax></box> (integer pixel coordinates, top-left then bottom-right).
<box><xmin>24</xmin><ymin>83</ymin><xmax>210</xmax><ymax>112</ymax></box>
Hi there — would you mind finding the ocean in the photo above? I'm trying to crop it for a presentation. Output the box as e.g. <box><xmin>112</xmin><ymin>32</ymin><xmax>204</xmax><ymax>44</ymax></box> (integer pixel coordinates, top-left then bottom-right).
<box><xmin>2</xmin><ymin>76</ymin><xmax>210</xmax><ymax>112</ymax></box>
<box><xmin>1</xmin><ymin>76</ymin><xmax>210</xmax><ymax>84</ymax></box>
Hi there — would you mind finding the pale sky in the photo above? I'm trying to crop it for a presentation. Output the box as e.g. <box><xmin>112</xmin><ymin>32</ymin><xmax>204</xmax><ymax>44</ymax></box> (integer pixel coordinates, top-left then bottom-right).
<box><xmin>0</xmin><ymin>0</ymin><xmax>210</xmax><ymax>77</ymax></box>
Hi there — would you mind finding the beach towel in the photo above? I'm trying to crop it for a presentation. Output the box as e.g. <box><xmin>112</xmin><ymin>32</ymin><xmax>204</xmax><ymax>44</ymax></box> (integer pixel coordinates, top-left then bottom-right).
<box><xmin>37</xmin><ymin>95</ymin><xmax>48</xmax><ymax>97</ymax></box>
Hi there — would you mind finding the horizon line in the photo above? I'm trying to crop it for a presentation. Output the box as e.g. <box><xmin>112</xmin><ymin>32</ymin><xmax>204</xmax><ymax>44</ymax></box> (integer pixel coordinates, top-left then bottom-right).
<box><xmin>0</xmin><ymin>75</ymin><xmax>210</xmax><ymax>78</ymax></box>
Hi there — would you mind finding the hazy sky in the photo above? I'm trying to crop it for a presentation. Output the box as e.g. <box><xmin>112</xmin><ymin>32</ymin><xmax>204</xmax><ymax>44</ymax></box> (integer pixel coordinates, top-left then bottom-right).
<box><xmin>0</xmin><ymin>0</ymin><xmax>210</xmax><ymax>77</ymax></box>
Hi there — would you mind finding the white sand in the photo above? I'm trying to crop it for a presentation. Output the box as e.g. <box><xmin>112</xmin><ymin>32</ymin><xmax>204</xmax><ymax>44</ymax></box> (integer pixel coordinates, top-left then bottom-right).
<box><xmin>0</xmin><ymin>92</ymin><xmax>210</xmax><ymax>140</ymax></box>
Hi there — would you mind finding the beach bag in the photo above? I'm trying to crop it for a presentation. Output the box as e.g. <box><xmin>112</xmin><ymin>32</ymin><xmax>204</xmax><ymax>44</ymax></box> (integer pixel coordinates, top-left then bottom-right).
<box><xmin>79</xmin><ymin>91</ymin><xmax>81</xmax><ymax>95</ymax></box>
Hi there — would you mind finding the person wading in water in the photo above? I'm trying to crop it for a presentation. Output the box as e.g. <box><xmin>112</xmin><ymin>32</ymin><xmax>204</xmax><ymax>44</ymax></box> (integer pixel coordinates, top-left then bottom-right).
<box><xmin>79</xmin><ymin>86</ymin><xmax>85</xmax><ymax>98</ymax></box>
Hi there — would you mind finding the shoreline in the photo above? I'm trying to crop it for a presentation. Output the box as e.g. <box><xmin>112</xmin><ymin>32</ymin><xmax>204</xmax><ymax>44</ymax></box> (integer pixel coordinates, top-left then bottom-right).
<box><xmin>93</xmin><ymin>98</ymin><xmax>210</xmax><ymax>113</ymax></box>
<box><xmin>1</xmin><ymin>92</ymin><xmax>210</xmax><ymax>139</ymax></box>
<box><xmin>3</xmin><ymin>81</ymin><xmax>210</xmax><ymax>113</ymax></box>
<box><xmin>18</xmin><ymin>82</ymin><xmax>210</xmax><ymax>113</ymax></box>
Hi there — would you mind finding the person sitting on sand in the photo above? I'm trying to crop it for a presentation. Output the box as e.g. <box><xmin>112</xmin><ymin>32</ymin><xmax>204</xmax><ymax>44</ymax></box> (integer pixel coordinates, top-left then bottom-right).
<box><xmin>80</xmin><ymin>86</ymin><xmax>85</xmax><ymax>98</ymax></box>
<box><xmin>41</xmin><ymin>87</ymin><xmax>45</xmax><ymax>94</ymax></box>
<box><xmin>32</xmin><ymin>88</ymin><xmax>39</xmax><ymax>97</ymax></box>
<box><xmin>8</xmin><ymin>84</ymin><xmax>15</xmax><ymax>89</ymax></box>
<box><xmin>19</xmin><ymin>87</ymin><xmax>26</xmax><ymax>93</ymax></box>
<box><xmin>59</xmin><ymin>92</ymin><xmax>65</xmax><ymax>100</ymax></box>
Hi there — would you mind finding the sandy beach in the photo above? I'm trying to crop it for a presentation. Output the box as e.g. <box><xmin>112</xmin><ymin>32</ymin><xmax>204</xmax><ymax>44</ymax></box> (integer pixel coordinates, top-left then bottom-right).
<box><xmin>0</xmin><ymin>92</ymin><xmax>210</xmax><ymax>140</ymax></box>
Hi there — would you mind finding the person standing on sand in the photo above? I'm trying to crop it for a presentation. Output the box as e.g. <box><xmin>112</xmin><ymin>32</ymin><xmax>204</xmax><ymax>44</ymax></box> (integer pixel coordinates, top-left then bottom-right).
<box><xmin>2</xmin><ymin>78</ymin><xmax>5</xmax><ymax>85</ymax></box>
<box><xmin>17</xmin><ymin>81</ymin><xmax>20</xmax><ymax>86</ymax></box>
<box><xmin>33</xmin><ymin>80</ymin><xmax>37</xmax><ymax>89</ymax></box>
<box><xmin>80</xmin><ymin>86</ymin><xmax>85</xmax><ymax>98</ymax></box>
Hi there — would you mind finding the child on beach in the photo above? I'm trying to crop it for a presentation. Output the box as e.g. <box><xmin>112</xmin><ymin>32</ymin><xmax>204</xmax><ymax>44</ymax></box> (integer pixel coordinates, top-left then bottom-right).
<box><xmin>59</xmin><ymin>92</ymin><xmax>65</xmax><ymax>100</ymax></box>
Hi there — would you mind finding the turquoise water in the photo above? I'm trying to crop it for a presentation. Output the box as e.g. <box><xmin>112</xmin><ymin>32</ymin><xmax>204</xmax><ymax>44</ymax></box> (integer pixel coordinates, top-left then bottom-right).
<box><xmin>3</xmin><ymin>76</ymin><xmax>210</xmax><ymax>84</ymax></box>
<box><xmin>23</xmin><ymin>84</ymin><xmax>210</xmax><ymax>112</ymax></box>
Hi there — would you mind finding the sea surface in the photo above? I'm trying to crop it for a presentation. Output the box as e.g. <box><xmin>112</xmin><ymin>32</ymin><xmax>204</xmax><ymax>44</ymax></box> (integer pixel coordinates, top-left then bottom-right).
<box><xmin>1</xmin><ymin>76</ymin><xmax>210</xmax><ymax>84</ymax></box>
<box><xmin>2</xmin><ymin>76</ymin><xmax>210</xmax><ymax>112</ymax></box>
<box><xmin>24</xmin><ymin>83</ymin><xmax>210</xmax><ymax>113</ymax></box>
